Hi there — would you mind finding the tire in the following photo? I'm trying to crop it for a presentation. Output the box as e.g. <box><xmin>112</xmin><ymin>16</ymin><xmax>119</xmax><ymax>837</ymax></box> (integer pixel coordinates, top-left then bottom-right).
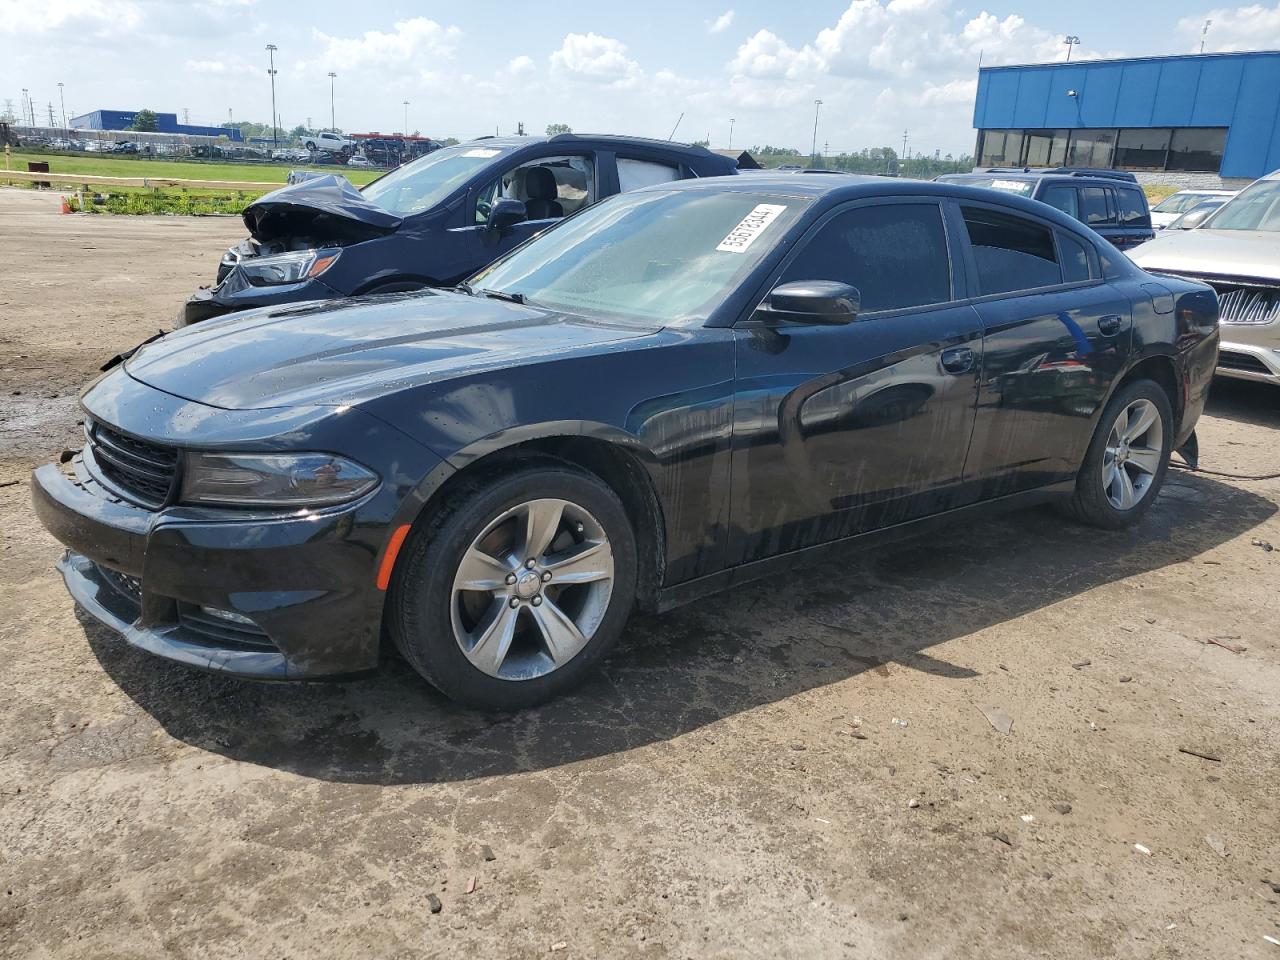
<box><xmin>389</xmin><ymin>463</ymin><xmax>637</xmax><ymax>709</ymax></box>
<box><xmin>304</xmin><ymin>141</ymin><xmax>316</xmax><ymax>152</ymax></box>
<box><xmin>1061</xmin><ymin>378</ymin><xmax>1173</xmax><ymax>529</ymax></box>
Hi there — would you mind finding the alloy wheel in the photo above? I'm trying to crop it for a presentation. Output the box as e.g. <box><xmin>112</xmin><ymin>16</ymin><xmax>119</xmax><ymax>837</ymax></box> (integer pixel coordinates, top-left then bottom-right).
<box><xmin>1102</xmin><ymin>398</ymin><xmax>1164</xmax><ymax>510</ymax></box>
<box><xmin>450</xmin><ymin>498</ymin><xmax>614</xmax><ymax>681</ymax></box>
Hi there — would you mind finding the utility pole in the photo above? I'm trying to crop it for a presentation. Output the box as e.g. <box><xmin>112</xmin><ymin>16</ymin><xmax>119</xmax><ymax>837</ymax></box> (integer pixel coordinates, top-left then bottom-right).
<box><xmin>183</xmin><ymin>108</ymin><xmax>189</xmax><ymax>124</ymax></box>
<box><xmin>266</xmin><ymin>44</ymin><xmax>279</xmax><ymax>150</ymax></box>
<box><xmin>1063</xmin><ymin>35</ymin><xmax>1080</xmax><ymax>62</ymax></box>
<box><xmin>1200</xmin><ymin>19</ymin><xmax>1212</xmax><ymax>53</ymax></box>
<box><xmin>327</xmin><ymin>72</ymin><xmax>337</xmax><ymax>132</ymax></box>
<box><xmin>403</xmin><ymin>100</ymin><xmax>409</xmax><ymax>135</ymax></box>
<box><xmin>811</xmin><ymin>99</ymin><xmax>823</xmax><ymax>165</ymax></box>
<box><xmin>729</xmin><ymin>117</ymin><xmax>735</xmax><ymax>149</ymax></box>
<box><xmin>57</xmin><ymin>82</ymin><xmax>66</xmax><ymax>129</ymax></box>
<box><xmin>48</xmin><ymin>102</ymin><xmax>55</xmax><ymax>126</ymax></box>
<box><xmin>902</xmin><ymin>129</ymin><xmax>909</xmax><ymax>172</ymax></box>
<box><xmin>20</xmin><ymin>89</ymin><xmax>29</xmax><ymax>126</ymax></box>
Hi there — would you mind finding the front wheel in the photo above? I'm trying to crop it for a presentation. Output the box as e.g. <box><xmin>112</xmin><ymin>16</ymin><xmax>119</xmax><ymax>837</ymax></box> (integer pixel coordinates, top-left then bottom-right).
<box><xmin>1062</xmin><ymin>379</ymin><xmax>1173</xmax><ymax>529</ymax></box>
<box><xmin>389</xmin><ymin>464</ymin><xmax>637</xmax><ymax>709</ymax></box>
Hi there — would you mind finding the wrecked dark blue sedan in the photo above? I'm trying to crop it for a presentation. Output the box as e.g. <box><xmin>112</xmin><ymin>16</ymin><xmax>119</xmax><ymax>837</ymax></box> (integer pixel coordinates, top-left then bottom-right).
<box><xmin>36</xmin><ymin>174</ymin><xmax>1218</xmax><ymax>709</ymax></box>
<box><xmin>183</xmin><ymin>133</ymin><xmax>738</xmax><ymax>325</ymax></box>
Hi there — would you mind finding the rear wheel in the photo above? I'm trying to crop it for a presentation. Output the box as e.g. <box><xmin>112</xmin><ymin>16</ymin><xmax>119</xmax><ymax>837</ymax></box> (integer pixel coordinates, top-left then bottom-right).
<box><xmin>389</xmin><ymin>464</ymin><xmax>637</xmax><ymax>709</ymax></box>
<box><xmin>1062</xmin><ymin>379</ymin><xmax>1173</xmax><ymax>529</ymax></box>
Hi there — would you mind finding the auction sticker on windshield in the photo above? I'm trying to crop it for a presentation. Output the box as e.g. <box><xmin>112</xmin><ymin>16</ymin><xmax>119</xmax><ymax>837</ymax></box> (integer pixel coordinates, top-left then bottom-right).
<box><xmin>717</xmin><ymin>203</ymin><xmax>789</xmax><ymax>254</ymax></box>
<box><xmin>461</xmin><ymin>148</ymin><xmax>502</xmax><ymax>158</ymax></box>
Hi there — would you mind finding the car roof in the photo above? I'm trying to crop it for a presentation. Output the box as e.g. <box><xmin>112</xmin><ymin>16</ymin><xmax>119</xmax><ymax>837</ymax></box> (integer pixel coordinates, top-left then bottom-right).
<box><xmin>940</xmin><ymin>168</ymin><xmax>1140</xmax><ymax>186</ymax></box>
<box><xmin>464</xmin><ymin>132</ymin><xmax>723</xmax><ymax>161</ymax></box>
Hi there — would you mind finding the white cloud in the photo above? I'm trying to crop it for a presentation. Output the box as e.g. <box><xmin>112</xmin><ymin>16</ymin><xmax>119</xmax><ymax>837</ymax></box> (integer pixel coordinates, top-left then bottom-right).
<box><xmin>0</xmin><ymin>0</ymin><xmax>141</xmax><ymax>34</ymax></box>
<box><xmin>306</xmin><ymin>17</ymin><xmax>461</xmax><ymax>71</ymax></box>
<box><xmin>550</xmin><ymin>32</ymin><xmax>642</xmax><ymax>85</ymax></box>
<box><xmin>1178</xmin><ymin>3</ymin><xmax>1280</xmax><ymax>51</ymax></box>
<box><xmin>707</xmin><ymin>10</ymin><xmax>735</xmax><ymax>34</ymax></box>
<box><xmin>507</xmin><ymin>54</ymin><xmax>536</xmax><ymax>76</ymax></box>
<box><xmin>729</xmin><ymin>29</ymin><xmax>821</xmax><ymax>79</ymax></box>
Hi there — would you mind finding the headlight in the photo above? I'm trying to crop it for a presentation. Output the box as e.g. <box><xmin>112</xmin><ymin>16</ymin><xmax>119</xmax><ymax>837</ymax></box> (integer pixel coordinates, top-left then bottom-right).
<box><xmin>240</xmin><ymin>249</ymin><xmax>340</xmax><ymax>287</ymax></box>
<box><xmin>180</xmin><ymin>452</ymin><xmax>378</xmax><ymax>507</ymax></box>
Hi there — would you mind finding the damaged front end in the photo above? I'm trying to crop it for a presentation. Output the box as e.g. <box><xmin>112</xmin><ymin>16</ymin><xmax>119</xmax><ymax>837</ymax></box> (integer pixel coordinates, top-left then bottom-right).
<box><xmin>184</xmin><ymin>175</ymin><xmax>403</xmax><ymax>326</ymax></box>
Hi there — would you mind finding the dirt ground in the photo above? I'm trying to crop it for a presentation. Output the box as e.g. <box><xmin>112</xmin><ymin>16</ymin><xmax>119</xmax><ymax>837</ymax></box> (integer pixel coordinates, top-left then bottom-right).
<box><xmin>1</xmin><ymin>187</ymin><xmax>1278</xmax><ymax>960</ymax></box>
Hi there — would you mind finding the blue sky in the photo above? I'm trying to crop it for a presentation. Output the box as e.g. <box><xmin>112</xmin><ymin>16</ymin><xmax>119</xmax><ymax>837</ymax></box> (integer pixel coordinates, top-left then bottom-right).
<box><xmin>4</xmin><ymin>0</ymin><xmax>1280</xmax><ymax>154</ymax></box>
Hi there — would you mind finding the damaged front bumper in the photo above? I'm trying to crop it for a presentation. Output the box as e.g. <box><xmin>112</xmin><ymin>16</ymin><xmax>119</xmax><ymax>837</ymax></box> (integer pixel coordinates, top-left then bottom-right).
<box><xmin>182</xmin><ymin>272</ymin><xmax>344</xmax><ymax>326</ymax></box>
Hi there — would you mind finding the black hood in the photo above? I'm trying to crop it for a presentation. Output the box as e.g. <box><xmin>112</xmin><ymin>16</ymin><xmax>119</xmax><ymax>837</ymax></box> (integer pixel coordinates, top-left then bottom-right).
<box><xmin>242</xmin><ymin>175</ymin><xmax>403</xmax><ymax>245</ymax></box>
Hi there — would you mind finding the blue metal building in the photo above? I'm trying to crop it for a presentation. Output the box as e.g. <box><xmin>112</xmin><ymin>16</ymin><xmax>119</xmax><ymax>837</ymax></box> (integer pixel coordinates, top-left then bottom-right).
<box><xmin>972</xmin><ymin>51</ymin><xmax>1280</xmax><ymax>182</ymax></box>
<box><xmin>68</xmin><ymin>109</ymin><xmax>243</xmax><ymax>141</ymax></box>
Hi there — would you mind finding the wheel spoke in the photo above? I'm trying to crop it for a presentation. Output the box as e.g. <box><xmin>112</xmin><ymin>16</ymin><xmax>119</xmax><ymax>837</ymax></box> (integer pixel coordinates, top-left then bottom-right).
<box><xmin>528</xmin><ymin>596</ymin><xmax>588</xmax><ymax>664</ymax></box>
<box><xmin>1127</xmin><ymin>446</ymin><xmax>1161</xmax><ymax>476</ymax></box>
<box><xmin>523</xmin><ymin>500</ymin><xmax>564</xmax><ymax>559</ymax></box>
<box><xmin>544</xmin><ymin>540</ymin><xmax>612</xmax><ymax>585</ymax></box>
<box><xmin>1111</xmin><ymin>407</ymin><xmax>1128</xmax><ymax>443</ymax></box>
<box><xmin>1105</xmin><ymin>463</ymin><xmax>1121</xmax><ymax>495</ymax></box>
<box><xmin>456</xmin><ymin>548</ymin><xmax>514</xmax><ymax>592</ymax></box>
<box><xmin>1124</xmin><ymin>403</ymin><xmax>1157</xmax><ymax>443</ymax></box>
<box><xmin>1116</xmin><ymin>465</ymin><xmax>1137</xmax><ymax>509</ymax></box>
<box><xmin>466</xmin><ymin>600</ymin><xmax>520</xmax><ymax>675</ymax></box>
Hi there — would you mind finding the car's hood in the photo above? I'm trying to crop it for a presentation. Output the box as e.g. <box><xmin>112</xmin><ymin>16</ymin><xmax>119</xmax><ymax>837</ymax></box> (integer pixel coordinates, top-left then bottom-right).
<box><xmin>1129</xmin><ymin>229</ymin><xmax>1280</xmax><ymax>282</ymax></box>
<box><xmin>125</xmin><ymin>290</ymin><xmax>654</xmax><ymax>410</ymax></box>
<box><xmin>241</xmin><ymin>174</ymin><xmax>402</xmax><ymax>245</ymax></box>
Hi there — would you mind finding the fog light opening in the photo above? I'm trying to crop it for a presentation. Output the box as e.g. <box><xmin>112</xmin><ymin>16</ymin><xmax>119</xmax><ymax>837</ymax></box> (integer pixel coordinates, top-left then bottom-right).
<box><xmin>199</xmin><ymin>605</ymin><xmax>258</xmax><ymax>627</ymax></box>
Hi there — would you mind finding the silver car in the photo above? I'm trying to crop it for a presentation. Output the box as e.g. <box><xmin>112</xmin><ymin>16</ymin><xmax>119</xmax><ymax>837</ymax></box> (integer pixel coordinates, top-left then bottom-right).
<box><xmin>1129</xmin><ymin>171</ymin><xmax>1280</xmax><ymax>386</ymax></box>
<box><xmin>1149</xmin><ymin>189</ymin><xmax>1236</xmax><ymax>229</ymax></box>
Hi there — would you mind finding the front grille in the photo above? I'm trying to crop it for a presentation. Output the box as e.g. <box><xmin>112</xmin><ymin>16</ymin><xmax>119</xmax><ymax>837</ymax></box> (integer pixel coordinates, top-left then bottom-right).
<box><xmin>1216</xmin><ymin>286</ymin><xmax>1280</xmax><ymax>326</ymax></box>
<box><xmin>177</xmin><ymin>604</ymin><xmax>276</xmax><ymax>652</ymax></box>
<box><xmin>87</xmin><ymin>420</ymin><xmax>179</xmax><ymax>508</ymax></box>
<box><xmin>1218</xmin><ymin>351</ymin><xmax>1273</xmax><ymax>375</ymax></box>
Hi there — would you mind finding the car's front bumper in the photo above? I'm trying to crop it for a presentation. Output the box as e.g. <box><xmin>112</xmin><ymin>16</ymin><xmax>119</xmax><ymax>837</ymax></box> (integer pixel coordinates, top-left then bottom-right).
<box><xmin>32</xmin><ymin>450</ymin><xmax>398</xmax><ymax>680</ymax></box>
<box><xmin>182</xmin><ymin>274</ymin><xmax>343</xmax><ymax>327</ymax></box>
<box><xmin>1217</xmin><ymin>326</ymin><xmax>1280</xmax><ymax>385</ymax></box>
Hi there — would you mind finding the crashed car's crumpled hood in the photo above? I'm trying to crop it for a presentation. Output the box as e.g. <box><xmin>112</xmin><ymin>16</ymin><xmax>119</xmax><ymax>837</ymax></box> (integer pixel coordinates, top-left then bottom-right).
<box><xmin>241</xmin><ymin>174</ymin><xmax>403</xmax><ymax>243</ymax></box>
<box><xmin>1129</xmin><ymin>229</ymin><xmax>1280</xmax><ymax>282</ymax></box>
<box><xmin>125</xmin><ymin>290</ymin><xmax>654</xmax><ymax>410</ymax></box>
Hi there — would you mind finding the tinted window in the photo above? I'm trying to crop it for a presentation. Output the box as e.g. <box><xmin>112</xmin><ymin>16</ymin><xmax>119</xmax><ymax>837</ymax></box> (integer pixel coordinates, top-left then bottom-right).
<box><xmin>1066</xmin><ymin>129</ymin><xmax>1116</xmax><ymax>168</ymax></box>
<box><xmin>979</xmin><ymin>130</ymin><xmax>1025</xmax><ymax>167</ymax></box>
<box><xmin>780</xmin><ymin>203</ymin><xmax>951</xmax><ymax>313</ymax></box>
<box><xmin>1114</xmin><ymin>128</ymin><xmax>1170</xmax><ymax>169</ymax></box>
<box><xmin>1041</xmin><ymin>184</ymin><xmax>1079</xmax><ymax>220</ymax></box>
<box><xmin>1167</xmin><ymin>128</ymin><xmax>1227</xmax><ymax>172</ymax></box>
<box><xmin>962</xmin><ymin>207</ymin><xmax>1062</xmax><ymax>295</ymax></box>
<box><xmin>1115</xmin><ymin>188</ymin><xmax>1150</xmax><ymax>227</ymax></box>
<box><xmin>1023</xmin><ymin>129</ymin><xmax>1068</xmax><ymax>167</ymax></box>
<box><xmin>1079</xmin><ymin>187</ymin><xmax>1113</xmax><ymax>225</ymax></box>
<box><xmin>1059</xmin><ymin>232</ymin><xmax>1092</xmax><ymax>283</ymax></box>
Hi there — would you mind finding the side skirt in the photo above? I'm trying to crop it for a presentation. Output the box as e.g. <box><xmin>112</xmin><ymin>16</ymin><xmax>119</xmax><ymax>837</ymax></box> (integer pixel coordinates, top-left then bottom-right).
<box><xmin>653</xmin><ymin>481</ymin><xmax>1075</xmax><ymax>614</ymax></box>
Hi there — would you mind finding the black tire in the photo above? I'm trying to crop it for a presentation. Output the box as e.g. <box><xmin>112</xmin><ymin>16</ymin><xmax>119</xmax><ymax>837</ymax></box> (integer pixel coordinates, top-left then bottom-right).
<box><xmin>304</xmin><ymin>141</ymin><xmax>316</xmax><ymax>152</ymax></box>
<box><xmin>1061</xmin><ymin>378</ymin><xmax>1173</xmax><ymax>529</ymax></box>
<box><xmin>388</xmin><ymin>463</ymin><xmax>637</xmax><ymax>710</ymax></box>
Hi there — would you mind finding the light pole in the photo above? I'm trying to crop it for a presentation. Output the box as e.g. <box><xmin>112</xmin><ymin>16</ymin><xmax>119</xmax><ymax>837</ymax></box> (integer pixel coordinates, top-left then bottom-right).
<box><xmin>810</xmin><ymin>99</ymin><xmax>822</xmax><ymax>166</ymax></box>
<box><xmin>327</xmin><ymin>72</ymin><xmax>337</xmax><ymax>132</ymax></box>
<box><xmin>20</xmin><ymin>88</ymin><xmax>28</xmax><ymax>127</ymax></box>
<box><xmin>1063</xmin><ymin>35</ymin><xmax>1080</xmax><ymax>62</ymax></box>
<box><xmin>266</xmin><ymin>44</ymin><xmax>279</xmax><ymax>151</ymax></box>
<box><xmin>729</xmin><ymin>117</ymin><xmax>735</xmax><ymax>149</ymax></box>
<box><xmin>57</xmin><ymin>82</ymin><xmax>66</xmax><ymax>129</ymax></box>
<box><xmin>403</xmin><ymin>100</ymin><xmax>409</xmax><ymax>135</ymax></box>
<box><xmin>1200</xmin><ymin>19</ymin><xmax>1212</xmax><ymax>53</ymax></box>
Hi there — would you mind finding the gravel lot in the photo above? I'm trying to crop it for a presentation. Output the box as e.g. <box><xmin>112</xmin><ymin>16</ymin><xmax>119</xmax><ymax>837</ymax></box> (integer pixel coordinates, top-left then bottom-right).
<box><xmin>1</xmin><ymin>187</ymin><xmax>1278</xmax><ymax>959</ymax></box>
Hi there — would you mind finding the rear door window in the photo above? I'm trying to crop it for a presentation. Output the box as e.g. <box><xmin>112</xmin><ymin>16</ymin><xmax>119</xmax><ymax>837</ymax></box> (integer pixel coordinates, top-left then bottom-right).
<box><xmin>780</xmin><ymin>202</ymin><xmax>951</xmax><ymax>313</ymax></box>
<box><xmin>1058</xmin><ymin>232</ymin><xmax>1094</xmax><ymax>283</ymax></box>
<box><xmin>1115</xmin><ymin>187</ymin><xmax>1150</xmax><ymax>227</ymax></box>
<box><xmin>1079</xmin><ymin>187</ymin><xmax>1113</xmax><ymax>226</ymax></box>
<box><xmin>1040</xmin><ymin>184</ymin><xmax>1079</xmax><ymax>220</ymax></box>
<box><xmin>617</xmin><ymin>158</ymin><xmax>682</xmax><ymax>192</ymax></box>
<box><xmin>961</xmin><ymin>206</ymin><xmax>1063</xmax><ymax>295</ymax></box>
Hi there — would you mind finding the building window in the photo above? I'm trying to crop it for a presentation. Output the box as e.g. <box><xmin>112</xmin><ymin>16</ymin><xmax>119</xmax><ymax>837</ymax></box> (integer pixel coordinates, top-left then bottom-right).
<box><xmin>976</xmin><ymin>126</ymin><xmax>1226</xmax><ymax>174</ymax></box>
<box><xmin>1166</xmin><ymin>128</ymin><xmax>1227</xmax><ymax>172</ymax></box>
<box><xmin>1066</xmin><ymin>129</ymin><xmax>1116</xmax><ymax>168</ymax></box>
<box><xmin>1114</xmin><ymin>128</ymin><xmax>1171</xmax><ymax>170</ymax></box>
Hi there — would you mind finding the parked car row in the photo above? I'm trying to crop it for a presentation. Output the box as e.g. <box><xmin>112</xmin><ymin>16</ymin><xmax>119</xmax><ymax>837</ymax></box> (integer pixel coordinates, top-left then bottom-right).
<box><xmin>33</xmin><ymin>135</ymin><xmax>1220</xmax><ymax>710</ymax></box>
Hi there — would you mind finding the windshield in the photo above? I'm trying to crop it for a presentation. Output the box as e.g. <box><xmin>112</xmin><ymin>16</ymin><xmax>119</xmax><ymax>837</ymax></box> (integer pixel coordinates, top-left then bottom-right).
<box><xmin>1204</xmin><ymin>180</ymin><xmax>1280</xmax><ymax>231</ymax></box>
<box><xmin>951</xmin><ymin>176</ymin><xmax>1036</xmax><ymax>197</ymax></box>
<box><xmin>361</xmin><ymin>143</ymin><xmax>512</xmax><ymax>216</ymax></box>
<box><xmin>1153</xmin><ymin>192</ymin><xmax>1210</xmax><ymax>214</ymax></box>
<box><xmin>469</xmin><ymin>189</ymin><xmax>811</xmax><ymax>325</ymax></box>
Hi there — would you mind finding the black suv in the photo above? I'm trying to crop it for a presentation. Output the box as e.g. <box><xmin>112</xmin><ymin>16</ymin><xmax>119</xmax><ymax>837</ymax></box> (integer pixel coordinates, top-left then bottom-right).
<box><xmin>937</xmin><ymin>168</ymin><xmax>1154</xmax><ymax>250</ymax></box>
<box><xmin>184</xmin><ymin>134</ymin><xmax>739</xmax><ymax>324</ymax></box>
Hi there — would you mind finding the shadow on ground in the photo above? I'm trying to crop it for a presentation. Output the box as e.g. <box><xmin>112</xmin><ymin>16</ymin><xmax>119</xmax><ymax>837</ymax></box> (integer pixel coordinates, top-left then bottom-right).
<box><xmin>84</xmin><ymin>472</ymin><xmax>1274</xmax><ymax>785</ymax></box>
<box><xmin>1205</xmin><ymin>378</ymin><xmax>1280</xmax><ymax>429</ymax></box>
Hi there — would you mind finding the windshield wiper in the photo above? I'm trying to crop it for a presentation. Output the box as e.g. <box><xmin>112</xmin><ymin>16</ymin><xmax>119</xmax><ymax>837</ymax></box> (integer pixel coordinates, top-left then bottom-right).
<box><xmin>455</xmin><ymin>281</ymin><xmax>476</xmax><ymax>296</ymax></box>
<box><xmin>478</xmin><ymin>288</ymin><xmax>526</xmax><ymax>304</ymax></box>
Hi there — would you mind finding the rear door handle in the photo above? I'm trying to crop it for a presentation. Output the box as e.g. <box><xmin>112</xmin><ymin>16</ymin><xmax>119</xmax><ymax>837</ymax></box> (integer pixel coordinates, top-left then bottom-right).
<box><xmin>1099</xmin><ymin>315</ymin><xmax>1123</xmax><ymax>336</ymax></box>
<box><xmin>940</xmin><ymin>346</ymin><xmax>975</xmax><ymax>375</ymax></box>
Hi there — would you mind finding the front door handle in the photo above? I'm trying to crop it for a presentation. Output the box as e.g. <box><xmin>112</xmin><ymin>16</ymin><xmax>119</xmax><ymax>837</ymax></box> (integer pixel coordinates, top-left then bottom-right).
<box><xmin>940</xmin><ymin>346</ymin><xmax>975</xmax><ymax>375</ymax></box>
<box><xmin>1098</xmin><ymin>315</ymin><xmax>1123</xmax><ymax>336</ymax></box>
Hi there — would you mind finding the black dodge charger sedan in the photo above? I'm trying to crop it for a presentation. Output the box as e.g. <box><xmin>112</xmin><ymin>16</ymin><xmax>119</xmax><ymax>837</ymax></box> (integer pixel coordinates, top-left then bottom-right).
<box><xmin>33</xmin><ymin>175</ymin><xmax>1219</xmax><ymax>709</ymax></box>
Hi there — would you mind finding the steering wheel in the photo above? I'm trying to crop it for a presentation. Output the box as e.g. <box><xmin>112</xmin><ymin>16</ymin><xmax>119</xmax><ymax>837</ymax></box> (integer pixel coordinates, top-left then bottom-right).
<box><xmin>476</xmin><ymin>197</ymin><xmax>494</xmax><ymax>221</ymax></box>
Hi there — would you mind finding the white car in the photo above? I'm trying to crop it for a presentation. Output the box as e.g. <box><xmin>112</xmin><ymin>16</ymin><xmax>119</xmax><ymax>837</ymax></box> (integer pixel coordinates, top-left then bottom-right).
<box><xmin>303</xmin><ymin>131</ymin><xmax>353</xmax><ymax>155</ymax></box>
<box><xmin>346</xmin><ymin>155</ymin><xmax>372</xmax><ymax>167</ymax></box>
<box><xmin>1150</xmin><ymin>189</ymin><xmax>1236</xmax><ymax>229</ymax></box>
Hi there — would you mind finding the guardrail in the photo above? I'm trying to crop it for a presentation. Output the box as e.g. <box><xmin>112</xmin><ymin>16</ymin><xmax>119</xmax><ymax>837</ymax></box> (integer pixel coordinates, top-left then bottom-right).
<box><xmin>0</xmin><ymin>168</ymin><xmax>280</xmax><ymax>190</ymax></box>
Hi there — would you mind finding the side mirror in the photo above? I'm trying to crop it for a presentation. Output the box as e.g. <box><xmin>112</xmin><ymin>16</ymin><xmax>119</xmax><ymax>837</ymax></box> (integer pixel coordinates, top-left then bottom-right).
<box><xmin>754</xmin><ymin>280</ymin><xmax>861</xmax><ymax>326</ymax></box>
<box><xmin>487</xmin><ymin>198</ymin><xmax>528</xmax><ymax>233</ymax></box>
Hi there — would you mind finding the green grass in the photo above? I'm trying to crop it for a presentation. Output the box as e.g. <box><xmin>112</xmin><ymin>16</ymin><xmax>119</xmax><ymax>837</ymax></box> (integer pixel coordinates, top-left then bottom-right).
<box><xmin>4</xmin><ymin>151</ymin><xmax>381</xmax><ymax>186</ymax></box>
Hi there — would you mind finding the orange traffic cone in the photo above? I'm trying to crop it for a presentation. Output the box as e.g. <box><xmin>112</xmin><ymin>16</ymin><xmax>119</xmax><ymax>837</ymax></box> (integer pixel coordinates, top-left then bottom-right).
<box><xmin>60</xmin><ymin>196</ymin><xmax>72</xmax><ymax>214</ymax></box>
